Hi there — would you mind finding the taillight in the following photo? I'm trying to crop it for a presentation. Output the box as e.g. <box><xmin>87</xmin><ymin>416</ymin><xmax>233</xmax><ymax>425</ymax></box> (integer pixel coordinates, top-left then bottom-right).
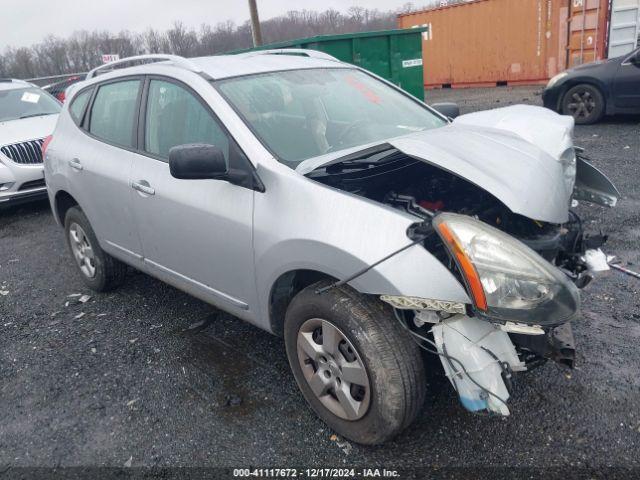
<box><xmin>56</xmin><ymin>91</ymin><xmax>65</xmax><ymax>102</ymax></box>
<box><xmin>41</xmin><ymin>135</ymin><xmax>53</xmax><ymax>160</ymax></box>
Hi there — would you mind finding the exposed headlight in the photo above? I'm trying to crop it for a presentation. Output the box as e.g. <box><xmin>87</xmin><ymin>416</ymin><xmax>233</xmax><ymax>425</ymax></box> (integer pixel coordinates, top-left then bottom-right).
<box><xmin>560</xmin><ymin>147</ymin><xmax>577</xmax><ymax>194</ymax></box>
<box><xmin>546</xmin><ymin>72</ymin><xmax>568</xmax><ymax>89</ymax></box>
<box><xmin>434</xmin><ymin>213</ymin><xmax>579</xmax><ymax>326</ymax></box>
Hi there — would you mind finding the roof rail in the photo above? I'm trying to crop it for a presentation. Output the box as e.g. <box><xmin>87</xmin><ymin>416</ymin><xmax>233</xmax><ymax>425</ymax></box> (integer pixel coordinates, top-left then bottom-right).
<box><xmin>240</xmin><ymin>49</ymin><xmax>339</xmax><ymax>62</ymax></box>
<box><xmin>86</xmin><ymin>54</ymin><xmax>203</xmax><ymax>79</ymax></box>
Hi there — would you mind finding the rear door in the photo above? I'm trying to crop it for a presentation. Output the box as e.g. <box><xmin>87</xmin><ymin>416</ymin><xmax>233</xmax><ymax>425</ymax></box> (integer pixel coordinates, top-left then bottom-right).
<box><xmin>129</xmin><ymin>76</ymin><xmax>256</xmax><ymax>315</ymax></box>
<box><xmin>70</xmin><ymin>78</ymin><xmax>144</xmax><ymax>263</ymax></box>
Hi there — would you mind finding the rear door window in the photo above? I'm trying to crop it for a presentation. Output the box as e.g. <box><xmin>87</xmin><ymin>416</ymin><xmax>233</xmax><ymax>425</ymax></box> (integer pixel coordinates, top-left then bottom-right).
<box><xmin>89</xmin><ymin>80</ymin><xmax>141</xmax><ymax>148</ymax></box>
<box><xmin>144</xmin><ymin>79</ymin><xmax>229</xmax><ymax>162</ymax></box>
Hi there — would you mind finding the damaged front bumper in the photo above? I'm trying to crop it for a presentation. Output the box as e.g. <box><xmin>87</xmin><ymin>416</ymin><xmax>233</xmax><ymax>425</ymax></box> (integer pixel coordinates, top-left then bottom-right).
<box><xmin>430</xmin><ymin>315</ymin><xmax>575</xmax><ymax>416</ymax></box>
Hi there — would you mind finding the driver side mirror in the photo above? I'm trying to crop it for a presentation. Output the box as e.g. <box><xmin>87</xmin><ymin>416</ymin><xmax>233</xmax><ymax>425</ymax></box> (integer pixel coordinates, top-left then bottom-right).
<box><xmin>431</xmin><ymin>102</ymin><xmax>460</xmax><ymax>120</ymax></box>
<box><xmin>169</xmin><ymin>144</ymin><xmax>228</xmax><ymax>180</ymax></box>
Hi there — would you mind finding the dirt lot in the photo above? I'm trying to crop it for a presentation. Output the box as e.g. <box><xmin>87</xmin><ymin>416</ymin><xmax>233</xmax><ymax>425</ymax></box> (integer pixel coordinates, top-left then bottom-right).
<box><xmin>1</xmin><ymin>86</ymin><xmax>639</xmax><ymax>472</ymax></box>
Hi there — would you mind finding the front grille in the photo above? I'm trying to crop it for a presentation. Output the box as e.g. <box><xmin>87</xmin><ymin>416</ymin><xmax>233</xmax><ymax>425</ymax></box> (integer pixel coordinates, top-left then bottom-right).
<box><xmin>18</xmin><ymin>178</ymin><xmax>46</xmax><ymax>191</ymax></box>
<box><xmin>0</xmin><ymin>138</ymin><xmax>45</xmax><ymax>165</ymax></box>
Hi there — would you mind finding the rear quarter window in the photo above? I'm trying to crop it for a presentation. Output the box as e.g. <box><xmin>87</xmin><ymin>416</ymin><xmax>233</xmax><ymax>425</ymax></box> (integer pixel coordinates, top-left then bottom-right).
<box><xmin>69</xmin><ymin>89</ymin><xmax>92</xmax><ymax>125</ymax></box>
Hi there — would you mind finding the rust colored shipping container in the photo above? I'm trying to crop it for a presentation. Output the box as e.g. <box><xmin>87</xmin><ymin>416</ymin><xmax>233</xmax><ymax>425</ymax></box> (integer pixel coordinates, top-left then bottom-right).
<box><xmin>398</xmin><ymin>0</ymin><xmax>610</xmax><ymax>88</ymax></box>
<box><xmin>566</xmin><ymin>0</ymin><xmax>610</xmax><ymax>67</ymax></box>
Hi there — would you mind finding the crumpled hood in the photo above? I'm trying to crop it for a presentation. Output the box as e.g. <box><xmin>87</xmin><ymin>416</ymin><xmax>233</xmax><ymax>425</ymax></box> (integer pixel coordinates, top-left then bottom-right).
<box><xmin>389</xmin><ymin>122</ymin><xmax>571</xmax><ymax>224</ymax></box>
<box><xmin>0</xmin><ymin>114</ymin><xmax>59</xmax><ymax>147</ymax></box>
<box><xmin>454</xmin><ymin>105</ymin><xmax>575</xmax><ymax>160</ymax></box>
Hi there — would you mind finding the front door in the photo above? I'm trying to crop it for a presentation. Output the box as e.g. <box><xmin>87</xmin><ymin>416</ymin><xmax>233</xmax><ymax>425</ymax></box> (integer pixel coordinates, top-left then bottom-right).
<box><xmin>129</xmin><ymin>77</ymin><xmax>256</xmax><ymax>315</ymax></box>
<box><xmin>613</xmin><ymin>50</ymin><xmax>640</xmax><ymax>109</ymax></box>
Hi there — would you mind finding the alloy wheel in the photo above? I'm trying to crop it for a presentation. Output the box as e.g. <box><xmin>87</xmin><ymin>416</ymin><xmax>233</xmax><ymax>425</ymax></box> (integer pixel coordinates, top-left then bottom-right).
<box><xmin>68</xmin><ymin>222</ymin><xmax>97</xmax><ymax>278</ymax></box>
<box><xmin>296</xmin><ymin>318</ymin><xmax>371</xmax><ymax>421</ymax></box>
<box><xmin>567</xmin><ymin>90</ymin><xmax>596</xmax><ymax>120</ymax></box>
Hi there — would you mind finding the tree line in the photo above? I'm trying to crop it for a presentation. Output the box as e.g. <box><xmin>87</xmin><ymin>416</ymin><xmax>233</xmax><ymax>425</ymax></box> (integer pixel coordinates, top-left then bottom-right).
<box><xmin>0</xmin><ymin>5</ymin><xmax>433</xmax><ymax>80</ymax></box>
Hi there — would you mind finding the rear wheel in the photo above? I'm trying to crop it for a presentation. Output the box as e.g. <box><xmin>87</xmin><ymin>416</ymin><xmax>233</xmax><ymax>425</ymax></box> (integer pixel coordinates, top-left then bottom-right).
<box><xmin>64</xmin><ymin>206</ymin><xmax>127</xmax><ymax>292</ymax></box>
<box><xmin>284</xmin><ymin>281</ymin><xmax>426</xmax><ymax>445</ymax></box>
<box><xmin>561</xmin><ymin>84</ymin><xmax>605</xmax><ymax>124</ymax></box>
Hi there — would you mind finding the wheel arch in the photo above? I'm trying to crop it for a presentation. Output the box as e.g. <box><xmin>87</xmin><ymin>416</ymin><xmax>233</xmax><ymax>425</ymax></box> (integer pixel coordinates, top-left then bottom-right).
<box><xmin>260</xmin><ymin>241</ymin><xmax>470</xmax><ymax>336</ymax></box>
<box><xmin>268</xmin><ymin>269</ymin><xmax>338</xmax><ymax>336</ymax></box>
<box><xmin>53</xmin><ymin>190</ymin><xmax>79</xmax><ymax>226</ymax></box>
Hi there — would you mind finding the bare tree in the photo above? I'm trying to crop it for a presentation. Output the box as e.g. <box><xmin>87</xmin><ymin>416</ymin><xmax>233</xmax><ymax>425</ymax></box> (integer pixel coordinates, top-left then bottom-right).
<box><xmin>1</xmin><ymin>5</ymin><xmax>424</xmax><ymax>78</ymax></box>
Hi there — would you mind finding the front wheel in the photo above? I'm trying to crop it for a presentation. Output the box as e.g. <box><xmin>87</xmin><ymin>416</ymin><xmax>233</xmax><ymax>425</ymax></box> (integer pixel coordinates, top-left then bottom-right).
<box><xmin>284</xmin><ymin>281</ymin><xmax>426</xmax><ymax>445</ymax></box>
<box><xmin>561</xmin><ymin>84</ymin><xmax>605</xmax><ymax>124</ymax></box>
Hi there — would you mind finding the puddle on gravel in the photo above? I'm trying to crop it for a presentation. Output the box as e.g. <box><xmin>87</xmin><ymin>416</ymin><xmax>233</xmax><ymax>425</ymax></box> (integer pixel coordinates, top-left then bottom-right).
<box><xmin>178</xmin><ymin>314</ymin><xmax>262</xmax><ymax>419</ymax></box>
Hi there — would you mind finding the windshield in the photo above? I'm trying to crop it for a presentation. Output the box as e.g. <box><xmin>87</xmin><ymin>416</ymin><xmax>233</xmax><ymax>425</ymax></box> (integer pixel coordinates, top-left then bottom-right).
<box><xmin>217</xmin><ymin>68</ymin><xmax>446</xmax><ymax>167</ymax></box>
<box><xmin>0</xmin><ymin>87</ymin><xmax>61</xmax><ymax>122</ymax></box>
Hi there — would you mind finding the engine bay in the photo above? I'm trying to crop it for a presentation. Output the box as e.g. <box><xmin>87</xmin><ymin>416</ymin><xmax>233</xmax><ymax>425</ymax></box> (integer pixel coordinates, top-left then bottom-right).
<box><xmin>307</xmin><ymin>147</ymin><xmax>605</xmax><ymax>287</ymax></box>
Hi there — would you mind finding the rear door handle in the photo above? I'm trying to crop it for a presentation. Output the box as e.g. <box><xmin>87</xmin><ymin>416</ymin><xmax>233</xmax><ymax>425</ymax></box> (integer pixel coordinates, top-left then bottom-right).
<box><xmin>131</xmin><ymin>180</ymin><xmax>155</xmax><ymax>196</ymax></box>
<box><xmin>68</xmin><ymin>158</ymin><xmax>83</xmax><ymax>171</ymax></box>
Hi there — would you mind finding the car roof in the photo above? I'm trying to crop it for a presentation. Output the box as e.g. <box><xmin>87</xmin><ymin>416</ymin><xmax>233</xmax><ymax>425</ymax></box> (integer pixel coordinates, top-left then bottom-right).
<box><xmin>189</xmin><ymin>53</ymin><xmax>351</xmax><ymax>79</ymax></box>
<box><xmin>0</xmin><ymin>79</ymin><xmax>34</xmax><ymax>91</ymax></box>
<box><xmin>85</xmin><ymin>52</ymin><xmax>353</xmax><ymax>84</ymax></box>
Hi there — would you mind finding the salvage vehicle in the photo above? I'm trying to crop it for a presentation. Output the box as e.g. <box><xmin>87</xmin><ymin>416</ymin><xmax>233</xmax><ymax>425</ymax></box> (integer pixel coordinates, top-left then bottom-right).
<box><xmin>44</xmin><ymin>53</ymin><xmax>620</xmax><ymax>444</ymax></box>
<box><xmin>543</xmin><ymin>47</ymin><xmax>640</xmax><ymax>124</ymax></box>
<box><xmin>0</xmin><ymin>79</ymin><xmax>61</xmax><ymax>207</ymax></box>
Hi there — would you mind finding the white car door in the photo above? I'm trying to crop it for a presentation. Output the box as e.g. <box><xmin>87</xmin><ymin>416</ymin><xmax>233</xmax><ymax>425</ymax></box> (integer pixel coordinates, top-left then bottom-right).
<box><xmin>129</xmin><ymin>77</ymin><xmax>258</xmax><ymax>318</ymax></box>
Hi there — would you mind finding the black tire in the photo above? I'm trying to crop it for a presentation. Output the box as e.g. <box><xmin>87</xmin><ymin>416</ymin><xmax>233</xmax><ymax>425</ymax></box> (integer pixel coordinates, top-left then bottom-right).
<box><xmin>284</xmin><ymin>280</ymin><xmax>426</xmax><ymax>445</ymax></box>
<box><xmin>64</xmin><ymin>206</ymin><xmax>127</xmax><ymax>292</ymax></box>
<box><xmin>561</xmin><ymin>84</ymin><xmax>605</xmax><ymax>125</ymax></box>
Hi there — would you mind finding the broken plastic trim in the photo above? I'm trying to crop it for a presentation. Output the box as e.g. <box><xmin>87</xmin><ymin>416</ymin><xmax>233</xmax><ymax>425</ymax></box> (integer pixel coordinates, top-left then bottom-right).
<box><xmin>394</xmin><ymin>309</ymin><xmax>518</xmax><ymax>416</ymax></box>
<box><xmin>380</xmin><ymin>295</ymin><xmax>466</xmax><ymax>315</ymax></box>
<box><xmin>573</xmin><ymin>154</ymin><xmax>620</xmax><ymax>207</ymax></box>
<box><xmin>431</xmin><ymin>315</ymin><xmax>526</xmax><ymax>415</ymax></box>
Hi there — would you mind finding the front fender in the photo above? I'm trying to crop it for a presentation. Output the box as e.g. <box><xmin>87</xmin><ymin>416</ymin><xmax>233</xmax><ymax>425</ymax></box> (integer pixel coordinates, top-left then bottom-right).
<box><xmin>253</xmin><ymin>163</ymin><xmax>470</xmax><ymax>332</ymax></box>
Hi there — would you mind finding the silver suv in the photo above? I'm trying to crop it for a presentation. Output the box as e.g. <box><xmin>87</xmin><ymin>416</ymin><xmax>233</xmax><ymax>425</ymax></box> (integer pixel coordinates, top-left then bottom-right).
<box><xmin>45</xmin><ymin>53</ymin><xmax>619</xmax><ymax>444</ymax></box>
<box><xmin>0</xmin><ymin>79</ymin><xmax>60</xmax><ymax>206</ymax></box>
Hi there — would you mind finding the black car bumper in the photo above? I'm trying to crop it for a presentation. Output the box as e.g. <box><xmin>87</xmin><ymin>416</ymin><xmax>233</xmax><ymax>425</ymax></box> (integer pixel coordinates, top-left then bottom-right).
<box><xmin>0</xmin><ymin>188</ymin><xmax>48</xmax><ymax>209</ymax></box>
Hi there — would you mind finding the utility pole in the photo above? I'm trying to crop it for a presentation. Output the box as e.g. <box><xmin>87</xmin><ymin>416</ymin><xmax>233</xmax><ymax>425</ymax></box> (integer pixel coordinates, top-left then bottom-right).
<box><xmin>248</xmin><ymin>0</ymin><xmax>263</xmax><ymax>46</ymax></box>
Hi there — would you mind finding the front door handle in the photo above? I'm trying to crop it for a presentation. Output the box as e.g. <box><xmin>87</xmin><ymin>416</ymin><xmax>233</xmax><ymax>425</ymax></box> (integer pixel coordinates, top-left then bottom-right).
<box><xmin>68</xmin><ymin>158</ymin><xmax>83</xmax><ymax>171</ymax></box>
<box><xmin>132</xmin><ymin>180</ymin><xmax>155</xmax><ymax>196</ymax></box>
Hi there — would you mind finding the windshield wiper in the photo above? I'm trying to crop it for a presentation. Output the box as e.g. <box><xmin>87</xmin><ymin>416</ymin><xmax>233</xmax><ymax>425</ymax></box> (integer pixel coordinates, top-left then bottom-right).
<box><xmin>19</xmin><ymin>112</ymin><xmax>56</xmax><ymax>119</ymax></box>
<box><xmin>308</xmin><ymin>144</ymin><xmax>399</xmax><ymax>176</ymax></box>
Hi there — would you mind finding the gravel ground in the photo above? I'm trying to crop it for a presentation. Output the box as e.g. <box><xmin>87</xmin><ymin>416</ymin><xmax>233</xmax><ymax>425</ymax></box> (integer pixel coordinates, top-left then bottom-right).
<box><xmin>1</xmin><ymin>86</ymin><xmax>639</xmax><ymax>473</ymax></box>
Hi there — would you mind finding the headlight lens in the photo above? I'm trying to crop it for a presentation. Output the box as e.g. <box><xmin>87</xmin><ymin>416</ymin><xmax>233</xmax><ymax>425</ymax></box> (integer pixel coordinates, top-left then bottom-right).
<box><xmin>546</xmin><ymin>72</ymin><xmax>568</xmax><ymax>89</ymax></box>
<box><xmin>560</xmin><ymin>147</ymin><xmax>577</xmax><ymax>194</ymax></box>
<box><xmin>434</xmin><ymin>213</ymin><xmax>579</xmax><ymax>326</ymax></box>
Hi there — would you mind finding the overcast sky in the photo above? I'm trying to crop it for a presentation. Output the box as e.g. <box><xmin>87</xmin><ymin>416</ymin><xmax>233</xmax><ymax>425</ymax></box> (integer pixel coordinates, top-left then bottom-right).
<box><xmin>1</xmin><ymin>0</ymin><xmax>424</xmax><ymax>50</ymax></box>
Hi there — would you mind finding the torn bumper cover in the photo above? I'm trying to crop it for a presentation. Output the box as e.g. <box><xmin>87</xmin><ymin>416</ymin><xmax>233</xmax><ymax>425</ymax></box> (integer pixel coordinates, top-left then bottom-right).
<box><xmin>431</xmin><ymin>316</ymin><xmax>575</xmax><ymax>416</ymax></box>
<box><xmin>432</xmin><ymin>315</ymin><xmax>526</xmax><ymax>416</ymax></box>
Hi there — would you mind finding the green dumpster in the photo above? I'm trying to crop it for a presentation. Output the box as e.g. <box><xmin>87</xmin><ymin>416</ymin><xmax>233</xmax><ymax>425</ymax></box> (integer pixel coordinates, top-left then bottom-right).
<box><xmin>230</xmin><ymin>28</ymin><xmax>429</xmax><ymax>100</ymax></box>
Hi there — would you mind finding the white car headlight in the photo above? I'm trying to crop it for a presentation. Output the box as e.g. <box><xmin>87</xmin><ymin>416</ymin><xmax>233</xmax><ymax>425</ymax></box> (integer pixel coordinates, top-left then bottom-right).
<box><xmin>546</xmin><ymin>72</ymin><xmax>568</xmax><ymax>89</ymax></box>
<box><xmin>433</xmin><ymin>213</ymin><xmax>579</xmax><ymax>326</ymax></box>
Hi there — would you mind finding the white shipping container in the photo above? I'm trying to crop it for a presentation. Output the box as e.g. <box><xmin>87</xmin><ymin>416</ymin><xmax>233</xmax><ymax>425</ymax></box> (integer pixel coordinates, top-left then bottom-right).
<box><xmin>608</xmin><ymin>0</ymin><xmax>640</xmax><ymax>57</ymax></box>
